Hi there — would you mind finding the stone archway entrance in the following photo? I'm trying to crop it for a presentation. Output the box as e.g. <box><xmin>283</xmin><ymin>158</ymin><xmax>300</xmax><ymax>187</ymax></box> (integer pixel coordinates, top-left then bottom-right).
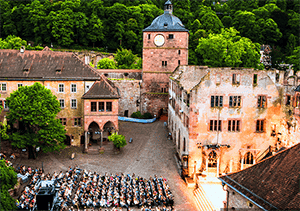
<box><xmin>88</xmin><ymin>122</ymin><xmax>101</xmax><ymax>145</ymax></box>
<box><xmin>207</xmin><ymin>150</ymin><xmax>218</xmax><ymax>177</ymax></box>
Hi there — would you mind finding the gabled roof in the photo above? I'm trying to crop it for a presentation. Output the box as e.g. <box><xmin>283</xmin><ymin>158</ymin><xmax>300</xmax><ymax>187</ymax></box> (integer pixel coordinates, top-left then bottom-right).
<box><xmin>0</xmin><ymin>48</ymin><xmax>101</xmax><ymax>80</ymax></box>
<box><xmin>219</xmin><ymin>143</ymin><xmax>300</xmax><ymax>210</ymax></box>
<box><xmin>82</xmin><ymin>75</ymin><xmax>120</xmax><ymax>99</ymax></box>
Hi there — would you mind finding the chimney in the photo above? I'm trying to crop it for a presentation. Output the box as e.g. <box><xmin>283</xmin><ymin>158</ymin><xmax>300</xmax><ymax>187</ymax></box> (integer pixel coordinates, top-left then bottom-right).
<box><xmin>20</xmin><ymin>46</ymin><xmax>25</xmax><ymax>53</ymax></box>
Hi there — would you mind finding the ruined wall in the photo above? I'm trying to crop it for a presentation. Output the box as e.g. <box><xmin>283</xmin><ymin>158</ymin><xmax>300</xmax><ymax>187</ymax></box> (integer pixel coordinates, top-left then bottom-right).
<box><xmin>142</xmin><ymin>93</ymin><xmax>168</xmax><ymax>116</ymax></box>
<box><xmin>110</xmin><ymin>80</ymin><xmax>142</xmax><ymax>117</ymax></box>
<box><xmin>187</xmin><ymin>68</ymin><xmax>288</xmax><ymax>176</ymax></box>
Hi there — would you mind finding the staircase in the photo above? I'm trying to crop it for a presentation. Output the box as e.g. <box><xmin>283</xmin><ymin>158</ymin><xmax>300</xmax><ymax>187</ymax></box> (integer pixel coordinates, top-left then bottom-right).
<box><xmin>87</xmin><ymin>141</ymin><xmax>115</xmax><ymax>155</ymax></box>
<box><xmin>194</xmin><ymin>185</ymin><xmax>215</xmax><ymax>211</ymax></box>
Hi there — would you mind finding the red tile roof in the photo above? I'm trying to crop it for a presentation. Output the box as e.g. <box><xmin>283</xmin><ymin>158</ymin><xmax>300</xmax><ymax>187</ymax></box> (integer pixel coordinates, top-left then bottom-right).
<box><xmin>82</xmin><ymin>75</ymin><xmax>120</xmax><ymax>99</ymax></box>
<box><xmin>219</xmin><ymin>143</ymin><xmax>300</xmax><ymax>210</ymax></box>
<box><xmin>0</xmin><ymin>49</ymin><xmax>100</xmax><ymax>80</ymax></box>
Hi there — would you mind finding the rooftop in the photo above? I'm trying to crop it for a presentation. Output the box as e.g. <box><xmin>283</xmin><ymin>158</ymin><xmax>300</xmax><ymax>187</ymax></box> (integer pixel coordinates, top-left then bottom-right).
<box><xmin>219</xmin><ymin>143</ymin><xmax>300</xmax><ymax>210</ymax></box>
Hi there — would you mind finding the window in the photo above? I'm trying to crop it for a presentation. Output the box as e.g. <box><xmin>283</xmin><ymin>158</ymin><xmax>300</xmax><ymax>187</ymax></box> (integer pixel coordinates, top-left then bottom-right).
<box><xmin>168</xmin><ymin>34</ymin><xmax>174</xmax><ymax>39</ymax></box>
<box><xmin>216</xmin><ymin>74</ymin><xmax>221</xmax><ymax>84</ymax></box>
<box><xmin>228</xmin><ymin>120</ymin><xmax>240</xmax><ymax>132</ymax></box>
<box><xmin>243</xmin><ymin>152</ymin><xmax>254</xmax><ymax>164</ymax></box>
<box><xmin>178</xmin><ymin>50</ymin><xmax>181</xmax><ymax>55</ymax></box>
<box><xmin>60</xmin><ymin>118</ymin><xmax>67</xmax><ymax>126</ymax></box>
<box><xmin>232</xmin><ymin>74</ymin><xmax>240</xmax><ymax>85</ymax></box>
<box><xmin>98</xmin><ymin>102</ymin><xmax>104</xmax><ymax>112</ymax></box>
<box><xmin>71</xmin><ymin>84</ymin><xmax>77</xmax><ymax>93</ymax></box>
<box><xmin>256</xmin><ymin>120</ymin><xmax>265</xmax><ymax>132</ymax></box>
<box><xmin>58</xmin><ymin>84</ymin><xmax>64</xmax><ymax>93</ymax></box>
<box><xmin>59</xmin><ymin>99</ymin><xmax>65</xmax><ymax>108</ymax></box>
<box><xmin>91</xmin><ymin>102</ymin><xmax>97</xmax><ymax>112</ymax></box>
<box><xmin>106</xmin><ymin>102</ymin><xmax>112</xmax><ymax>112</ymax></box>
<box><xmin>3</xmin><ymin>100</ymin><xmax>8</xmax><ymax>109</ymax></box>
<box><xmin>178</xmin><ymin>60</ymin><xmax>180</xmax><ymax>65</ymax></box>
<box><xmin>0</xmin><ymin>83</ymin><xmax>6</xmax><ymax>91</ymax></box>
<box><xmin>253</xmin><ymin>74</ymin><xmax>258</xmax><ymax>86</ymax></box>
<box><xmin>229</xmin><ymin>96</ymin><xmax>241</xmax><ymax>107</ymax></box>
<box><xmin>210</xmin><ymin>120</ymin><xmax>222</xmax><ymax>131</ymax></box>
<box><xmin>18</xmin><ymin>84</ymin><xmax>23</xmax><ymax>88</ymax></box>
<box><xmin>286</xmin><ymin>95</ymin><xmax>291</xmax><ymax>106</ymax></box>
<box><xmin>276</xmin><ymin>73</ymin><xmax>280</xmax><ymax>83</ymax></box>
<box><xmin>74</xmin><ymin>118</ymin><xmax>81</xmax><ymax>126</ymax></box>
<box><xmin>211</xmin><ymin>96</ymin><xmax>223</xmax><ymax>107</ymax></box>
<box><xmin>71</xmin><ymin>99</ymin><xmax>77</xmax><ymax>109</ymax></box>
<box><xmin>257</xmin><ymin>95</ymin><xmax>267</xmax><ymax>108</ymax></box>
<box><xmin>148</xmin><ymin>34</ymin><xmax>151</xmax><ymax>39</ymax></box>
<box><xmin>162</xmin><ymin>61</ymin><xmax>167</xmax><ymax>67</ymax></box>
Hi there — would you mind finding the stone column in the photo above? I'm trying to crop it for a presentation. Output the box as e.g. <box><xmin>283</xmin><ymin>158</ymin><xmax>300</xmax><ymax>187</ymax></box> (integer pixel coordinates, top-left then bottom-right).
<box><xmin>241</xmin><ymin>158</ymin><xmax>244</xmax><ymax>170</ymax></box>
<box><xmin>84</xmin><ymin>131</ymin><xmax>88</xmax><ymax>153</ymax></box>
<box><xmin>217</xmin><ymin>158</ymin><xmax>220</xmax><ymax>176</ymax></box>
<box><xmin>100</xmin><ymin>131</ymin><xmax>103</xmax><ymax>148</ymax></box>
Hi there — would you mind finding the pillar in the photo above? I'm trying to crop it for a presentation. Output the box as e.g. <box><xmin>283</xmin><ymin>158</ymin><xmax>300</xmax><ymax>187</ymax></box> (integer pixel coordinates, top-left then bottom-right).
<box><xmin>100</xmin><ymin>131</ymin><xmax>103</xmax><ymax>148</ymax></box>
<box><xmin>85</xmin><ymin>131</ymin><xmax>88</xmax><ymax>152</ymax></box>
<box><xmin>217</xmin><ymin>158</ymin><xmax>220</xmax><ymax>176</ymax></box>
<box><xmin>241</xmin><ymin>158</ymin><xmax>244</xmax><ymax>170</ymax></box>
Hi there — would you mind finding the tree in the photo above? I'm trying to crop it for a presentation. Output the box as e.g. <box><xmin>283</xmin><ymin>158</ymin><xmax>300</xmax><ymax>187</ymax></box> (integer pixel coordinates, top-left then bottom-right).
<box><xmin>0</xmin><ymin>35</ymin><xmax>27</xmax><ymax>49</ymax></box>
<box><xmin>0</xmin><ymin>159</ymin><xmax>17</xmax><ymax>210</ymax></box>
<box><xmin>6</xmin><ymin>83</ymin><xmax>66</xmax><ymax>159</ymax></box>
<box><xmin>196</xmin><ymin>27</ymin><xmax>261</xmax><ymax>68</ymax></box>
<box><xmin>108</xmin><ymin>132</ymin><xmax>127</xmax><ymax>149</ymax></box>
<box><xmin>115</xmin><ymin>48</ymin><xmax>141</xmax><ymax>69</ymax></box>
<box><xmin>97</xmin><ymin>58</ymin><xmax>117</xmax><ymax>69</ymax></box>
<box><xmin>286</xmin><ymin>46</ymin><xmax>300</xmax><ymax>72</ymax></box>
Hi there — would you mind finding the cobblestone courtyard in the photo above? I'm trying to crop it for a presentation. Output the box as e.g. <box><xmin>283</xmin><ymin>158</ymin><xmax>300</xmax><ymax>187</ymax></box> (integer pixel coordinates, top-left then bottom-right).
<box><xmin>8</xmin><ymin>120</ymin><xmax>198</xmax><ymax>211</ymax></box>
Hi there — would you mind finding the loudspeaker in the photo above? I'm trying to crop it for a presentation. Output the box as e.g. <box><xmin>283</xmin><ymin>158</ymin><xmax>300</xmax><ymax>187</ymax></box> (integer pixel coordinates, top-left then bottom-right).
<box><xmin>36</xmin><ymin>188</ymin><xmax>54</xmax><ymax>210</ymax></box>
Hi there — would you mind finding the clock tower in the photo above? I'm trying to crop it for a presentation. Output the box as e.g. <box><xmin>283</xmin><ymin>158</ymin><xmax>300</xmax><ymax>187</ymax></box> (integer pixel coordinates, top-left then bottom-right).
<box><xmin>141</xmin><ymin>0</ymin><xmax>189</xmax><ymax>116</ymax></box>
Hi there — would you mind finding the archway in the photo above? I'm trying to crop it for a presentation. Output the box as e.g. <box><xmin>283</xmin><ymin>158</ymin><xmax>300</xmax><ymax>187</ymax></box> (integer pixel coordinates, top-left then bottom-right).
<box><xmin>64</xmin><ymin>135</ymin><xmax>71</xmax><ymax>146</ymax></box>
<box><xmin>80</xmin><ymin>135</ymin><xmax>85</xmax><ymax>145</ymax></box>
<box><xmin>243</xmin><ymin>152</ymin><xmax>254</xmax><ymax>164</ymax></box>
<box><xmin>88</xmin><ymin>122</ymin><xmax>100</xmax><ymax>144</ymax></box>
<box><xmin>207</xmin><ymin>150</ymin><xmax>218</xmax><ymax>177</ymax></box>
<box><xmin>102</xmin><ymin>121</ymin><xmax>116</xmax><ymax>142</ymax></box>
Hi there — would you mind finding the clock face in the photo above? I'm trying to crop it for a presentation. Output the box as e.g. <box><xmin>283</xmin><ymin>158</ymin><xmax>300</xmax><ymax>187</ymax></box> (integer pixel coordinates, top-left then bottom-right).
<box><xmin>154</xmin><ymin>35</ymin><xmax>165</xmax><ymax>47</ymax></box>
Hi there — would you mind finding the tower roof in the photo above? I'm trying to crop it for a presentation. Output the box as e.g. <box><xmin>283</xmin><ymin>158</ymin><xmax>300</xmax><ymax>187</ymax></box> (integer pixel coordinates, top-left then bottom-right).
<box><xmin>143</xmin><ymin>1</ymin><xmax>188</xmax><ymax>32</ymax></box>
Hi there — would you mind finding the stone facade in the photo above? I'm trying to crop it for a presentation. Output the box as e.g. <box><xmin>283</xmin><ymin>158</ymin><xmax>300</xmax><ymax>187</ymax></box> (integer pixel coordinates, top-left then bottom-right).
<box><xmin>226</xmin><ymin>187</ymin><xmax>260</xmax><ymax>210</ymax></box>
<box><xmin>168</xmin><ymin>66</ymin><xmax>300</xmax><ymax>179</ymax></box>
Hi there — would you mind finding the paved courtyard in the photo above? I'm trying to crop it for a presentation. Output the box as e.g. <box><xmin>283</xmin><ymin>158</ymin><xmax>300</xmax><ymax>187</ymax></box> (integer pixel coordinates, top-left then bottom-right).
<box><xmin>8</xmin><ymin>120</ymin><xmax>198</xmax><ymax>211</ymax></box>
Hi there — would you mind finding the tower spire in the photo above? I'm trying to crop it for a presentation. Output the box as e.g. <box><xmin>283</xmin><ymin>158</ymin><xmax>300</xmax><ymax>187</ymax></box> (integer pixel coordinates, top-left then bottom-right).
<box><xmin>164</xmin><ymin>0</ymin><xmax>173</xmax><ymax>14</ymax></box>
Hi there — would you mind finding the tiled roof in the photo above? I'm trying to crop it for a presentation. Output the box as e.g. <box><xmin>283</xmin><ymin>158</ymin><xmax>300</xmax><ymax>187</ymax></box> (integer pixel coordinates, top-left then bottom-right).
<box><xmin>170</xmin><ymin>65</ymin><xmax>208</xmax><ymax>93</ymax></box>
<box><xmin>219</xmin><ymin>143</ymin><xmax>300</xmax><ymax>210</ymax></box>
<box><xmin>82</xmin><ymin>75</ymin><xmax>120</xmax><ymax>99</ymax></box>
<box><xmin>295</xmin><ymin>85</ymin><xmax>300</xmax><ymax>92</ymax></box>
<box><xmin>0</xmin><ymin>49</ymin><xmax>101</xmax><ymax>80</ymax></box>
<box><xmin>143</xmin><ymin>4</ymin><xmax>188</xmax><ymax>32</ymax></box>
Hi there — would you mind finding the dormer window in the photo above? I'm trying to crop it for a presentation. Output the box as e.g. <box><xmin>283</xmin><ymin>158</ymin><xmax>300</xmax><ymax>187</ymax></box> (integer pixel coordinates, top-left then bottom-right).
<box><xmin>55</xmin><ymin>63</ymin><xmax>64</xmax><ymax>74</ymax></box>
<box><xmin>164</xmin><ymin>23</ymin><xmax>168</xmax><ymax>28</ymax></box>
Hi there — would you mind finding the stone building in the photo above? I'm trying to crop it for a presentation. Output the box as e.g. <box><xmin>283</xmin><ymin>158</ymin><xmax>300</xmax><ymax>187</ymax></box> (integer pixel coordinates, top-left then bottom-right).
<box><xmin>141</xmin><ymin>0</ymin><xmax>189</xmax><ymax>116</ymax></box>
<box><xmin>0</xmin><ymin>48</ymin><xmax>120</xmax><ymax>147</ymax></box>
<box><xmin>219</xmin><ymin>143</ymin><xmax>300</xmax><ymax>210</ymax></box>
<box><xmin>168</xmin><ymin>65</ymin><xmax>300</xmax><ymax>180</ymax></box>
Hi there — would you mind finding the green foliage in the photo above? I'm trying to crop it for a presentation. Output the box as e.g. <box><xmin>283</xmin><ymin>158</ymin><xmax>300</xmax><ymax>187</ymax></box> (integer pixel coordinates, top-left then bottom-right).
<box><xmin>196</xmin><ymin>27</ymin><xmax>260</xmax><ymax>68</ymax></box>
<box><xmin>115</xmin><ymin>48</ymin><xmax>142</xmax><ymax>69</ymax></box>
<box><xmin>108</xmin><ymin>132</ymin><xmax>127</xmax><ymax>148</ymax></box>
<box><xmin>97</xmin><ymin>58</ymin><xmax>117</xmax><ymax>69</ymax></box>
<box><xmin>131</xmin><ymin>111</ymin><xmax>153</xmax><ymax>119</ymax></box>
<box><xmin>286</xmin><ymin>46</ymin><xmax>300</xmax><ymax>72</ymax></box>
<box><xmin>6</xmin><ymin>83</ymin><xmax>66</xmax><ymax>156</ymax></box>
<box><xmin>89</xmin><ymin>61</ymin><xmax>95</xmax><ymax>68</ymax></box>
<box><xmin>0</xmin><ymin>35</ymin><xmax>27</xmax><ymax>49</ymax></box>
<box><xmin>131</xmin><ymin>111</ymin><xmax>143</xmax><ymax>119</ymax></box>
<box><xmin>0</xmin><ymin>160</ymin><xmax>17</xmax><ymax>210</ymax></box>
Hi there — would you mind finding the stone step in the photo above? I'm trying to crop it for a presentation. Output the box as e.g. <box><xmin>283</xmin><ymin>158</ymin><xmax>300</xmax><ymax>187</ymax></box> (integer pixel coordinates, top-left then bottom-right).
<box><xmin>193</xmin><ymin>185</ymin><xmax>215</xmax><ymax>211</ymax></box>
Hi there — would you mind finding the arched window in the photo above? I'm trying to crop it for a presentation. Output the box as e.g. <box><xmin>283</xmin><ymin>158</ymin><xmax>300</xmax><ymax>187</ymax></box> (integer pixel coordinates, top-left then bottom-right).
<box><xmin>208</xmin><ymin>151</ymin><xmax>217</xmax><ymax>167</ymax></box>
<box><xmin>243</xmin><ymin>152</ymin><xmax>254</xmax><ymax>164</ymax></box>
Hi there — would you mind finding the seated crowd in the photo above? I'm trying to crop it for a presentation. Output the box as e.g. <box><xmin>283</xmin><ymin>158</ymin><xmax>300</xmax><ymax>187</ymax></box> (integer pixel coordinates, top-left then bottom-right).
<box><xmin>16</xmin><ymin>166</ymin><xmax>174</xmax><ymax>211</ymax></box>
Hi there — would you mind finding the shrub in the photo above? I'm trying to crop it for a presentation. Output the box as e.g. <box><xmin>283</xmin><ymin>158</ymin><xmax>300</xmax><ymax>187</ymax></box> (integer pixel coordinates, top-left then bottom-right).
<box><xmin>142</xmin><ymin>112</ymin><xmax>153</xmax><ymax>119</ymax></box>
<box><xmin>131</xmin><ymin>111</ymin><xmax>143</xmax><ymax>119</ymax></box>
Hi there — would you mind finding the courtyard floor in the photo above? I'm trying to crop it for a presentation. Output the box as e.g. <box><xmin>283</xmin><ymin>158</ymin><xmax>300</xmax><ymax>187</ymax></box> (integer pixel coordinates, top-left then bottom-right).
<box><xmin>6</xmin><ymin>119</ymin><xmax>198</xmax><ymax>211</ymax></box>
